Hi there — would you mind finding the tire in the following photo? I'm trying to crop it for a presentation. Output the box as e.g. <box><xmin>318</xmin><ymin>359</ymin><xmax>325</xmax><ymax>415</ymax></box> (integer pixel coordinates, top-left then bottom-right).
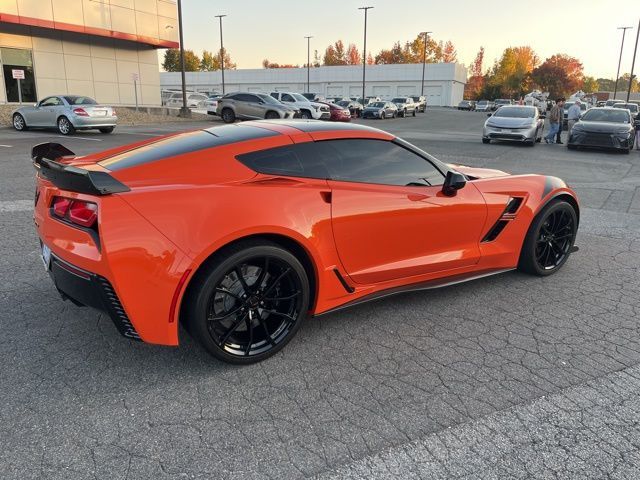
<box><xmin>518</xmin><ymin>199</ymin><xmax>577</xmax><ymax>276</ymax></box>
<box><xmin>12</xmin><ymin>113</ymin><xmax>27</xmax><ymax>131</ymax></box>
<box><xmin>300</xmin><ymin>110</ymin><xmax>312</xmax><ymax>119</ymax></box>
<box><xmin>412</xmin><ymin>109</ymin><xmax>416</xmax><ymax>117</ymax></box>
<box><xmin>567</xmin><ymin>144</ymin><xmax>577</xmax><ymax>150</ymax></box>
<box><xmin>57</xmin><ymin>116</ymin><xmax>75</xmax><ymax>135</ymax></box>
<box><xmin>184</xmin><ymin>240</ymin><xmax>310</xmax><ymax>364</ymax></box>
<box><xmin>99</xmin><ymin>127</ymin><xmax>114</xmax><ymax>134</ymax></box>
<box><xmin>482</xmin><ymin>138</ymin><xmax>490</xmax><ymax>144</ymax></box>
<box><xmin>526</xmin><ymin>139</ymin><xmax>535</xmax><ymax>147</ymax></box>
<box><xmin>221</xmin><ymin>108</ymin><xmax>236</xmax><ymax>124</ymax></box>
<box><xmin>265</xmin><ymin>111</ymin><xmax>279</xmax><ymax>120</ymax></box>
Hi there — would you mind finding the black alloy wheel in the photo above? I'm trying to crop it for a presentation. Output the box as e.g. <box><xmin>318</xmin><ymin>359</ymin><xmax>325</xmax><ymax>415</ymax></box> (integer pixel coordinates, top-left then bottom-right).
<box><xmin>518</xmin><ymin>200</ymin><xmax>577</xmax><ymax>276</ymax></box>
<box><xmin>221</xmin><ymin>108</ymin><xmax>236</xmax><ymax>123</ymax></box>
<box><xmin>185</xmin><ymin>240</ymin><xmax>309</xmax><ymax>364</ymax></box>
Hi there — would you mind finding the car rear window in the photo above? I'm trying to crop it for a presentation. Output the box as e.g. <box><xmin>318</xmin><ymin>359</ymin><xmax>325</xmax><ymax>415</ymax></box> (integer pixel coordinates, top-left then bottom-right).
<box><xmin>99</xmin><ymin>125</ymin><xmax>278</xmax><ymax>171</ymax></box>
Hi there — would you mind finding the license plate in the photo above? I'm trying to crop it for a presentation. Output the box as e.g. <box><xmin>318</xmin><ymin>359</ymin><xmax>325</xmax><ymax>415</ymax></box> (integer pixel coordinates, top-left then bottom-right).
<box><xmin>94</xmin><ymin>110</ymin><xmax>107</xmax><ymax>116</ymax></box>
<box><xmin>41</xmin><ymin>243</ymin><xmax>51</xmax><ymax>271</ymax></box>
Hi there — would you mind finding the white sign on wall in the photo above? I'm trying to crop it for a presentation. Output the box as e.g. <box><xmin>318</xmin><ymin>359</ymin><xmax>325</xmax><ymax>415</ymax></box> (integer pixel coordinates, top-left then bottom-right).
<box><xmin>12</xmin><ymin>69</ymin><xmax>25</xmax><ymax>80</ymax></box>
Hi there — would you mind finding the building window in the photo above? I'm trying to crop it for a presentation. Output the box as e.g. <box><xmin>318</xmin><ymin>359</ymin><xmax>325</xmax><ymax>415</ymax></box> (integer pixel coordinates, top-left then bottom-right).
<box><xmin>1</xmin><ymin>48</ymin><xmax>37</xmax><ymax>103</ymax></box>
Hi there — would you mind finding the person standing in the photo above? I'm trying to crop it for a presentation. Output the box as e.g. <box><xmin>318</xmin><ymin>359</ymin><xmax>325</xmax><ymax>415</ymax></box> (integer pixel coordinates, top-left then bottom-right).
<box><xmin>567</xmin><ymin>101</ymin><xmax>582</xmax><ymax>136</ymax></box>
<box><xmin>635</xmin><ymin>113</ymin><xmax>640</xmax><ymax>150</ymax></box>
<box><xmin>545</xmin><ymin>98</ymin><xmax>565</xmax><ymax>144</ymax></box>
<box><xmin>555</xmin><ymin>98</ymin><xmax>565</xmax><ymax>144</ymax></box>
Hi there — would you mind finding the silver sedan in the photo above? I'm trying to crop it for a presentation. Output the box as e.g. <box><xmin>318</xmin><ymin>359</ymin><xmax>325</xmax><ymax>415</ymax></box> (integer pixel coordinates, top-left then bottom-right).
<box><xmin>482</xmin><ymin>105</ymin><xmax>544</xmax><ymax>146</ymax></box>
<box><xmin>12</xmin><ymin>95</ymin><xmax>117</xmax><ymax>135</ymax></box>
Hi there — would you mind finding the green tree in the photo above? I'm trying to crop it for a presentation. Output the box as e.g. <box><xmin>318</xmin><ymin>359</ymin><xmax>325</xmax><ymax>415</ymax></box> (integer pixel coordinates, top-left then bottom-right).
<box><xmin>582</xmin><ymin>76</ymin><xmax>599</xmax><ymax>93</ymax></box>
<box><xmin>492</xmin><ymin>46</ymin><xmax>539</xmax><ymax>97</ymax></box>
<box><xmin>162</xmin><ymin>49</ymin><xmax>181</xmax><ymax>72</ymax></box>
<box><xmin>200</xmin><ymin>50</ymin><xmax>217</xmax><ymax>71</ymax></box>
<box><xmin>182</xmin><ymin>50</ymin><xmax>201</xmax><ymax>71</ymax></box>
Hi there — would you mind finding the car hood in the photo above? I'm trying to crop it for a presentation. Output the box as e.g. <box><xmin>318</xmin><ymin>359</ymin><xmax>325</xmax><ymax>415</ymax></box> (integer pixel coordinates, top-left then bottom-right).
<box><xmin>448</xmin><ymin>164</ymin><xmax>510</xmax><ymax>179</ymax></box>
<box><xmin>485</xmin><ymin>117</ymin><xmax>535</xmax><ymax>128</ymax></box>
<box><xmin>573</xmin><ymin>121</ymin><xmax>631</xmax><ymax>133</ymax></box>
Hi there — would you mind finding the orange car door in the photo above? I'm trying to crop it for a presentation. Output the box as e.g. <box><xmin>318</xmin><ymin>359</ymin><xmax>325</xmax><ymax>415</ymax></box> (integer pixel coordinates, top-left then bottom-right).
<box><xmin>323</xmin><ymin>139</ymin><xmax>487</xmax><ymax>285</ymax></box>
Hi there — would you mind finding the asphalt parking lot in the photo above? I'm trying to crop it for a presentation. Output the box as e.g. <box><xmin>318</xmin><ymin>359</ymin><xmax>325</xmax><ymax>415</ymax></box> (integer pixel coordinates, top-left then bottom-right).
<box><xmin>1</xmin><ymin>110</ymin><xmax>640</xmax><ymax>479</ymax></box>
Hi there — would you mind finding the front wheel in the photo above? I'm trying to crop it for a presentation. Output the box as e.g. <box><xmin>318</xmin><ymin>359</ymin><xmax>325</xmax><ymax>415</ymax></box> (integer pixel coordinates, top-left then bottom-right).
<box><xmin>518</xmin><ymin>200</ymin><xmax>577</xmax><ymax>276</ymax></box>
<box><xmin>300</xmin><ymin>110</ymin><xmax>312</xmax><ymax>119</ymax></box>
<box><xmin>13</xmin><ymin>113</ymin><xmax>27</xmax><ymax>131</ymax></box>
<box><xmin>265</xmin><ymin>111</ymin><xmax>279</xmax><ymax>120</ymax></box>
<box><xmin>184</xmin><ymin>240</ymin><xmax>310</xmax><ymax>364</ymax></box>
<box><xmin>221</xmin><ymin>108</ymin><xmax>236</xmax><ymax>124</ymax></box>
<box><xmin>57</xmin><ymin>116</ymin><xmax>75</xmax><ymax>135</ymax></box>
<box><xmin>482</xmin><ymin>138</ymin><xmax>490</xmax><ymax>144</ymax></box>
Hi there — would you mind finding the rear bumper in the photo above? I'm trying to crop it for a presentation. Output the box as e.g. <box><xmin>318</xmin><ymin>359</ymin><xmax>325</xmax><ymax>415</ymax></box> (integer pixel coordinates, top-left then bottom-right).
<box><xmin>71</xmin><ymin>115</ymin><xmax>118</xmax><ymax>128</ymax></box>
<box><xmin>47</xmin><ymin>250</ymin><xmax>141</xmax><ymax>340</ymax></box>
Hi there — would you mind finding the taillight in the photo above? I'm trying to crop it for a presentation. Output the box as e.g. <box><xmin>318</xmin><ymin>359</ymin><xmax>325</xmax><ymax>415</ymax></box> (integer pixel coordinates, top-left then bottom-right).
<box><xmin>73</xmin><ymin>108</ymin><xmax>89</xmax><ymax>116</ymax></box>
<box><xmin>111</xmin><ymin>108</ymin><xmax>116</xmax><ymax>116</ymax></box>
<box><xmin>52</xmin><ymin>196</ymin><xmax>98</xmax><ymax>228</ymax></box>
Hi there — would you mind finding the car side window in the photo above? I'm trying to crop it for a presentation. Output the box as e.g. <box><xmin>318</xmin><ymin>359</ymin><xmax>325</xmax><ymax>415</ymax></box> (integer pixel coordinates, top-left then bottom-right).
<box><xmin>281</xmin><ymin>94</ymin><xmax>295</xmax><ymax>102</ymax></box>
<box><xmin>236</xmin><ymin>142</ymin><xmax>332</xmax><ymax>179</ymax></box>
<box><xmin>235</xmin><ymin>94</ymin><xmax>254</xmax><ymax>102</ymax></box>
<box><xmin>321</xmin><ymin>139</ymin><xmax>445</xmax><ymax>187</ymax></box>
<box><xmin>40</xmin><ymin>97</ymin><xmax>60</xmax><ymax>107</ymax></box>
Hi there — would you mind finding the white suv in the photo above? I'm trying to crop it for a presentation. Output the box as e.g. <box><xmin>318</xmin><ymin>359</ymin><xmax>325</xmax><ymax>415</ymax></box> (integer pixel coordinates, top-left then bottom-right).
<box><xmin>269</xmin><ymin>92</ymin><xmax>330</xmax><ymax>120</ymax></box>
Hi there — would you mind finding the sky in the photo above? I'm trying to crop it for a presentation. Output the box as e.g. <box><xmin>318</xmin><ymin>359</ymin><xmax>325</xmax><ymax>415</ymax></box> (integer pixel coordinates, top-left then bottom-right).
<box><xmin>175</xmin><ymin>0</ymin><xmax>640</xmax><ymax>79</ymax></box>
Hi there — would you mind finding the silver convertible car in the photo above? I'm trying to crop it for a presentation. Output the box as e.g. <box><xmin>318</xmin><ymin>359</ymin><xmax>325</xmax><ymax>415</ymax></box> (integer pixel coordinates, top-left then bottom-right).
<box><xmin>482</xmin><ymin>105</ymin><xmax>544</xmax><ymax>146</ymax></box>
<box><xmin>12</xmin><ymin>95</ymin><xmax>117</xmax><ymax>135</ymax></box>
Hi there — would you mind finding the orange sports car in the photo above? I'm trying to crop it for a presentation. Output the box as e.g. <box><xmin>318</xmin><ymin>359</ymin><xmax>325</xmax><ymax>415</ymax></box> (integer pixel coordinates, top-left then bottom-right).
<box><xmin>33</xmin><ymin>121</ymin><xmax>579</xmax><ymax>364</ymax></box>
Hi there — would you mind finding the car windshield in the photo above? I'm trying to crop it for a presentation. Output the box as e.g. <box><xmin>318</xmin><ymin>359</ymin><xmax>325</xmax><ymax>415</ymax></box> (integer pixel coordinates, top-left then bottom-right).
<box><xmin>369</xmin><ymin>102</ymin><xmax>386</xmax><ymax>108</ymax></box>
<box><xmin>459</xmin><ymin>101</ymin><xmax>470</xmax><ymax>105</ymax></box>
<box><xmin>411</xmin><ymin>96</ymin><xmax>420</xmax><ymax>101</ymax></box>
<box><xmin>494</xmin><ymin>107</ymin><xmax>535</xmax><ymax>118</ymax></box>
<box><xmin>64</xmin><ymin>96</ymin><xmax>97</xmax><ymax>105</ymax></box>
<box><xmin>292</xmin><ymin>93</ymin><xmax>308</xmax><ymax>102</ymax></box>
<box><xmin>565</xmin><ymin>102</ymin><xmax>587</xmax><ymax>110</ymax></box>
<box><xmin>581</xmin><ymin>109</ymin><xmax>630</xmax><ymax>123</ymax></box>
<box><xmin>337</xmin><ymin>100</ymin><xmax>350</xmax><ymax>107</ymax></box>
<box><xmin>257</xmin><ymin>94</ymin><xmax>280</xmax><ymax>105</ymax></box>
<box><xmin>495</xmin><ymin>100</ymin><xmax>510</xmax><ymax>104</ymax></box>
<box><xmin>391</xmin><ymin>98</ymin><xmax>406</xmax><ymax>103</ymax></box>
<box><xmin>477</xmin><ymin>101</ymin><xmax>488</xmax><ymax>105</ymax></box>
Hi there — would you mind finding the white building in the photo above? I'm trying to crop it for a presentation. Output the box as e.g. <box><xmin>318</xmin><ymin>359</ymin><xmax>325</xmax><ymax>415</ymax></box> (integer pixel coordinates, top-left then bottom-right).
<box><xmin>0</xmin><ymin>0</ymin><xmax>178</xmax><ymax>106</ymax></box>
<box><xmin>160</xmin><ymin>63</ymin><xmax>468</xmax><ymax>107</ymax></box>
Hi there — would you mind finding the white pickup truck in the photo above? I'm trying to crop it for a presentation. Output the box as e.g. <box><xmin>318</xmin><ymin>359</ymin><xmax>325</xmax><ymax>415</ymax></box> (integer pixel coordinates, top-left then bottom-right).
<box><xmin>269</xmin><ymin>92</ymin><xmax>330</xmax><ymax>120</ymax></box>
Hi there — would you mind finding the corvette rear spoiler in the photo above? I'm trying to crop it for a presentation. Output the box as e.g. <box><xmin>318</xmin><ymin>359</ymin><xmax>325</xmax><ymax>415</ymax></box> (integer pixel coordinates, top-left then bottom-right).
<box><xmin>31</xmin><ymin>142</ymin><xmax>130</xmax><ymax>195</ymax></box>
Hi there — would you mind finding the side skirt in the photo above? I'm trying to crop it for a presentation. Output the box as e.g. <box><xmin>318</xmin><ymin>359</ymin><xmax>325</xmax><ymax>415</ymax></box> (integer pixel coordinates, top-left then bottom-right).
<box><xmin>314</xmin><ymin>268</ymin><xmax>514</xmax><ymax>317</ymax></box>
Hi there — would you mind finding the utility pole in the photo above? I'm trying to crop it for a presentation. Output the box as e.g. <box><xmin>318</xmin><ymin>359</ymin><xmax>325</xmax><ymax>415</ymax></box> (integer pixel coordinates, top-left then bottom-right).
<box><xmin>305</xmin><ymin>36</ymin><xmax>313</xmax><ymax>93</ymax></box>
<box><xmin>614</xmin><ymin>26</ymin><xmax>633</xmax><ymax>101</ymax></box>
<box><xmin>420</xmin><ymin>31</ymin><xmax>432</xmax><ymax>97</ymax></box>
<box><xmin>215</xmin><ymin>15</ymin><xmax>227</xmax><ymax>95</ymax></box>
<box><xmin>177</xmin><ymin>0</ymin><xmax>190</xmax><ymax>117</ymax></box>
<box><xmin>359</xmin><ymin>6</ymin><xmax>373</xmax><ymax>104</ymax></box>
<box><xmin>627</xmin><ymin>18</ymin><xmax>640</xmax><ymax>103</ymax></box>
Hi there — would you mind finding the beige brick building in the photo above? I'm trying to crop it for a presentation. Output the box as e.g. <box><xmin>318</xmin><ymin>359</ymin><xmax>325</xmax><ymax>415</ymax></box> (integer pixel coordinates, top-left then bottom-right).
<box><xmin>0</xmin><ymin>0</ymin><xmax>177</xmax><ymax>106</ymax></box>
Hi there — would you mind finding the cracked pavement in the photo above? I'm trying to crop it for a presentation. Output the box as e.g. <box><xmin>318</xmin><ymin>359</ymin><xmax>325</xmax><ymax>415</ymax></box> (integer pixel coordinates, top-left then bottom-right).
<box><xmin>1</xmin><ymin>110</ymin><xmax>639</xmax><ymax>479</ymax></box>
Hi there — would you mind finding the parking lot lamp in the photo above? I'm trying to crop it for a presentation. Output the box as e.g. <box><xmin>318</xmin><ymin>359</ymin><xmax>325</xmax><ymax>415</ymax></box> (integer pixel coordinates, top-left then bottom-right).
<box><xmin>305</xmin><ymin>36</ymin><xmax>313</xmax><ymax>93</ymax></box>
<box><xmin>420</xmin><ymin>31</ymin><xmax>432</xmax><ymax>98</ymax></box>
<box><xmin>215</xmin><ymin>15</ymin><xmax>227</xmax><ymax>95</ymax></box>
<box><xmin>177</xmin><ymin>0</ymin><xmax>190</xmax><ymax>117</ymax></box>
<box><xmin>614</xmin><ymin>26</ymin><xmax>633</xmax><ymax>101</ymax></box>
<box><xmin>359</xmin><ymin>6</ymin><xmax>373</xmax><ymax>104</ymax></box>
<box><xmin>627</xmin><ymin>19</ymin><xmax>640</xmax><ymax>103</ymax></box>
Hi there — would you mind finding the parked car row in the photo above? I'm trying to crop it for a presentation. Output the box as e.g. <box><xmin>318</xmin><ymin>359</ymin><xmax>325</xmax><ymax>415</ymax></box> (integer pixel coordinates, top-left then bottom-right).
<box><xmin>208</xmin><ymin>91</ymin><xmax>428</xmax><ymax>123</ymax></box>
<box><xmin>482</xmin><ymin>102</ymin><xmax>639</xmax><ymax>153</ymax></box>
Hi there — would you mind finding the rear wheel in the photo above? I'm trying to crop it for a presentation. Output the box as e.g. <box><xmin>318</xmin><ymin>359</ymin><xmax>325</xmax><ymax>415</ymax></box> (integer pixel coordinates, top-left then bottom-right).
<box><xmin>482</xmin><ymin>138</ymin><xmax>490</xmax><ymax>144</ymax></box>
<box><xmin>265</xmin><ymin>111</ymin><xmax>279</xmax><ymax>120</ymax></box>
<box><xmin>221</xmin><ymin>108</ymin><xmax>236</xmax><ymax>124</ymax></box>
<box><xmin>184</xmin><ymin>240</ymin><xmax>310</xmax><ymax>364</ymax></box>
<box><xmin>12</xmin><ymin>113</ymin><xmax>27</xmax><ymax>131</ymax></box>
<box><xmin>57</xmin><ymin>116</ymin><xmax>75</xmax><ymax>135</ymax></box>
<box><xmin>99</xmin><ymin>127</ymin><xmax>114</xmax><ymax>134</ymax></box>
<box><xmin>518</xmin><ymin>200</ymin><xmax>577</xmax><ymax>276</ymax></box>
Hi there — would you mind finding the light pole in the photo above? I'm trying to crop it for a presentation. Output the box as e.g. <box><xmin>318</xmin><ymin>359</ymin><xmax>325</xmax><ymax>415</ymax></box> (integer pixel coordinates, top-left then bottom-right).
<box><xmin>176</xmin><ymin>0</ymin><xmax>190</xmax><ymax>117</ymax></box>
<box><xmin>215</xmin><ymin>14</ymin><xmax>227</xmax><ymax>95</ymax></box>
<box><xmin>305</xmin><ymin>36</ymin><xmax>313</xmax><ymax>93</ymax></box>
<box><xmin>359</xmin><ymin>6</ymin><xmax>373</xmax><ymax>104</ymax></box>
<box><xmin>627</xmin><ymin>18</ymin><xmax>640</xmax><ymax>103</ymax></box>
<box><xmin>420</xmin><ymin>31</ymin><xmax>432</xmax><ymax>97</ymax></box>
<box><xmin>614</xmin><ymin>26</ymin><xmax>633</xmax><ymax>100</ymax></box>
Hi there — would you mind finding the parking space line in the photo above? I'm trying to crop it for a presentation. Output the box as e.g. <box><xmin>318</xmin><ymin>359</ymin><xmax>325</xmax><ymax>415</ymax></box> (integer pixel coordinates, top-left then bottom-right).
<box><xmin>0</xmin><ymin>144</ymin><xmax>13</xmax><ymax>148</ymax></box>
<box><xmin>56</xmin><ymin>136</ymin><xmax>102</xmax><ymax>142</ymax></box>
<box><xmin>117</xmin><ymin>132</ymin><xmax>163</xmax><ymax>136</ymax></box>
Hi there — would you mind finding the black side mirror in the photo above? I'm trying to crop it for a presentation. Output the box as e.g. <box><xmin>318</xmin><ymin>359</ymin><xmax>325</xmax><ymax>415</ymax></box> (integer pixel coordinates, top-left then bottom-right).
<box><xmin>442</xmin><ymin>171</ymin><xmax>467</xmax><ymax>196</ymax></box>
<box><xmin>486</xmin><ymin>113</ymin><xmax>492</xmax><ymax>117</ymax></box>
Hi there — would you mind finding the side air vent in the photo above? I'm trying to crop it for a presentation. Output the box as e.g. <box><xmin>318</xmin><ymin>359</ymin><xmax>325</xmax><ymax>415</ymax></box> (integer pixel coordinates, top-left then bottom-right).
<box><xmin>482</xmin><ymin>220</ymin><xmax>509</xmax><ymax>242</ymax></box>
<box><xmin>504</xmin><ymin>197</ymin><xmax>523</xmax><ymax>215</ymax></box>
